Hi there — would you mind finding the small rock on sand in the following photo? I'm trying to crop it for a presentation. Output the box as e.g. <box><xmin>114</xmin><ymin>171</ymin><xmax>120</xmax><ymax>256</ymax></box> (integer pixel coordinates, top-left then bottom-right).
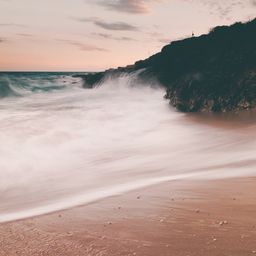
<box><xmin>219</xmin><ymin>220</ymin><xmax>228</xmax><ymax>226</ymax></box>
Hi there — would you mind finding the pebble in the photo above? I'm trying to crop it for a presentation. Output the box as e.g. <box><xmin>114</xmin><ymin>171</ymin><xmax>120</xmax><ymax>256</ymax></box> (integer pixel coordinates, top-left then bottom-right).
<box><xmin>219</xmin><ymin>220</ymin><xmax>228</xmax><ymax>226</ymax></box>
<box><xmin>195</xmin><ymin>209</ymin><xmax>200</xmax><ymax>213</ymax></box>
<box><xmin>67</xmin><ymin>232</ymin><xmax>73</xmax><ymax>236</ymax></box>
<box><xmin>137</xmin><ymin>196</ymin><xmax>141</xmax><ymax>199</ymax></box>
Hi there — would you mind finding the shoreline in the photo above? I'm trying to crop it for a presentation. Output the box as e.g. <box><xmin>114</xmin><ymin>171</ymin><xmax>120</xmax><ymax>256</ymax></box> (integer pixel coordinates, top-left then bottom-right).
<box><xmin>1</xmin><ymin>177</ymin><xmax>256</xmax><ymax>256</ymax></box>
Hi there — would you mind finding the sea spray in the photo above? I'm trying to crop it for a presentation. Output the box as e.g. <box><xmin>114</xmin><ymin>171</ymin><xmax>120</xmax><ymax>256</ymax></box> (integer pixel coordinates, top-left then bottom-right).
<box><xmin>0</xmin><ymin>72</ymin><xmax>255</xmax><ymax>223</ymax></box>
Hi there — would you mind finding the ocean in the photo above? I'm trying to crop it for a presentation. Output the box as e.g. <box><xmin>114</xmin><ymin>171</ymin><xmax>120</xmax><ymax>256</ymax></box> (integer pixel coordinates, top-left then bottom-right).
<box><xmin>0</xmin><ymin>72</ymin><xmax>255</xmax><ymax>223</ymax></box>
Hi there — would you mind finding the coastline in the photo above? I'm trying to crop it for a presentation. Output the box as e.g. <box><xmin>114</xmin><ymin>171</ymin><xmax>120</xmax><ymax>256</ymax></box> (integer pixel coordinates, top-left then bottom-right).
<box><xmin>1</xmin><ymin>177</ymin><xmax>256</xmax><ymax>256</ymax></box>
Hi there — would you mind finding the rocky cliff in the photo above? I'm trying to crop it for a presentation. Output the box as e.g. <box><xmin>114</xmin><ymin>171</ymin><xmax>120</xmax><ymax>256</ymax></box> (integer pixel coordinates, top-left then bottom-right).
<box><xmin>78</xmin><ymin>18</ymin><xmax>256</xmax><ymax>112</ymax></box>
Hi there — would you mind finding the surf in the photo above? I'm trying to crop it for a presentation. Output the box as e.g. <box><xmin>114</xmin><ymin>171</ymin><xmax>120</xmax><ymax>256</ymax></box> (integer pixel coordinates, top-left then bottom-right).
<box><xmin>0</xmin><ymin>72</ymin><xmax>255</xmax><ymax>223</ymax></box>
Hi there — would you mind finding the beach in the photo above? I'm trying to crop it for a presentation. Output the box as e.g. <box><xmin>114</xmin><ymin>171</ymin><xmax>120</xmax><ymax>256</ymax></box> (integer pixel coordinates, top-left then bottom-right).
<box><xmin>0</xmin><ymin>73</ymin><xmax>255</xmax><ymax>256</ymax></box>
<box><xmin>1</xmin><ymin>1</ymin><xmax>256</xmax><ymax>255</ymax></box>
<box><xmin>1</xmin><ymin>177</ymin><xmax>255</xmax><ymax>256</ymax></box>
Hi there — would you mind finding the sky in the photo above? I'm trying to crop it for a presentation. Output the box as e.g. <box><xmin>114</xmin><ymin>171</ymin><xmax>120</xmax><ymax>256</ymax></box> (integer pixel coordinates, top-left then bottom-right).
<box><xmin>0</xmin><ymin>0</ymin><xmax>255</xmax><ymax>71</ymax></box>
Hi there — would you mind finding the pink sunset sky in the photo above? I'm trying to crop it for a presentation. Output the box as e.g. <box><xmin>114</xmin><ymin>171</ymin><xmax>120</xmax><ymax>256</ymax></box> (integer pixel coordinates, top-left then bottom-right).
<box><xmin>0</xmin><ymin>0</ymin><xmax>255</xmax><ymax>71</ymax></box>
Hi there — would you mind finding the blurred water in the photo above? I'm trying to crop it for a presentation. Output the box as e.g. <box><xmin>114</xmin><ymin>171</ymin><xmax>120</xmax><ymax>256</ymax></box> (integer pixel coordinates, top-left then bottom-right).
<box><xmin>0</xmin><ymin>72</ymin><xmax>255</xmax><ymax>223</ymax></box>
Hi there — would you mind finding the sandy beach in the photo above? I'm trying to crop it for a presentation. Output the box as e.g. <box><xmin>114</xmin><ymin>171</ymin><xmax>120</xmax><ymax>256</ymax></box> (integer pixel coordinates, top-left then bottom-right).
<box><xmin>1</xmin><ymin>177</ymin><xmax>256</xmax><ymax>256</ymax></box>
<box><xmin>0</xmin><ymin>1</ymin><xmax>255</xmax><ymax>255</ymax></box>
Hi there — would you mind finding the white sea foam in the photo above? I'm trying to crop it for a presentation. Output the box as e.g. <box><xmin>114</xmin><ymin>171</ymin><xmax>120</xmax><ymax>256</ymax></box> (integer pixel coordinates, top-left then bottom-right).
<box><xmin>0</xmin><ymin>73</ymin><xmax>255</xmax><ymax>223</ymax></box>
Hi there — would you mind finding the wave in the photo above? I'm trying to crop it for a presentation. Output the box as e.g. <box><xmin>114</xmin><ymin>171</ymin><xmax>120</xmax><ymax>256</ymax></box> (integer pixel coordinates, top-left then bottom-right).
<box><xmin>0</xmin><ymin>72</ymin><xmax>255</xmax><ymax>223</ymax></box>
<box><xmin>0</xmin><ymin>78</ymin><xmax>20</xmax><ymax>98</ymax></box>
<box><xmin>0</xmin><ymin>72</ymin><xmax>83</xmax><ymax>98</ymax></box>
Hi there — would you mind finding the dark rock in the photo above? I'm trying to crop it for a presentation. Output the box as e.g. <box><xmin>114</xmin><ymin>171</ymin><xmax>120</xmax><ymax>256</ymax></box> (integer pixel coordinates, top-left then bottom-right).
<box><xmin>79</xmin><ymin>18</ymin><xmax>256</xmax><ymax>112</ymax></box>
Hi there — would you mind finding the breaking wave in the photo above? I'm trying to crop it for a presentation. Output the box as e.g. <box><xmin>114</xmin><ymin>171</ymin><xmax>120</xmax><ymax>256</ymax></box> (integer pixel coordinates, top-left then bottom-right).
<box><xmin>0</xmin><ymin>72</ymin><xmax>255</xmax><ymax>223</ymax></box>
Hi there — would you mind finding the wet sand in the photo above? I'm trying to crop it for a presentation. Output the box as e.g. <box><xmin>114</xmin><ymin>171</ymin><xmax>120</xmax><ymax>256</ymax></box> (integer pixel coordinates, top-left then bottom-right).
<box><xmin>0</xmin><ymin>177</ymin><xmax>256</xmax><ymax>256</ymax></box>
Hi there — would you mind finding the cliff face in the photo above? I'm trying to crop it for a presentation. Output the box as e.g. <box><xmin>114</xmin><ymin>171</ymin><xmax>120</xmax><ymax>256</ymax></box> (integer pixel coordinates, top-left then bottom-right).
<box><xmin>80</xmin><ymin>18</ymin><xmax>256</xmax><ymax>112</ymax></box>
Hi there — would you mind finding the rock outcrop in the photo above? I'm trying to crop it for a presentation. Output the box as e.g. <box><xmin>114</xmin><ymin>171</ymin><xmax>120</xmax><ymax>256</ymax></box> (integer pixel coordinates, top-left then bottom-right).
<box><xmin>78</xmin><ymin>18</ymin><xmax>256</xmax><ymax>112</ymax></box>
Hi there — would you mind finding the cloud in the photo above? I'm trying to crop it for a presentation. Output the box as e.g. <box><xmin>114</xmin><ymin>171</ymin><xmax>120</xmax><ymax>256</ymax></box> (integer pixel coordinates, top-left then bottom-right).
<box><xmin>0</xmin><ymin>23</ymin><xmax>27</xmax><ymax>27</ymax></box>
<box><xmin>95</xmin><ymin>20</ymin><xmax>138</xmax><ymax>31</ymax></box>
<box><xmin>58</xmin><ymin>39</ymin><xmax>108</xmax><ymax>52</ymax></box>
<box><xmin>97</xmin><ymin>0</ymin><xmax>254</xmax><ymax>16</ymax></box>
<box><xmin>74</xmin><ymin>17</ymin><xmax>139</xmax><ymax>31</ymax></box>
<box><xmin>96</xmin><ymin>0</ymin><xmax>164</xmax><ymax>14</ymax></box>
<box><xmin>92</xmin><ymin>33</ymin><xmax>136</xmax><ymax>41</ymax></box>
<box><xmin>183</xmin><ymin>0</ymin><xmax>251</xmax><ymax>19</ymax></box>
<box><xmin>17</xmin><ymin>33</ymin><xmax>34</xmax><ymax>37</ymax></box>
<box><xmin>0</xmin><ymin>37</ymin><xmax>6</xmax><ymax>43</ymax></box>
<box><xmin>188</xmin><ymin>0</ymin><xmax>256</xmax><ymax>19</ymax></box>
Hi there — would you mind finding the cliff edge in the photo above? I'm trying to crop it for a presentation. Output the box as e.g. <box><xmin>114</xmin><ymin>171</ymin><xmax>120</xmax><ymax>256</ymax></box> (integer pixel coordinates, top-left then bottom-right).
<box><xmin>79</xmin><ymin>18</ymin><xmax>256</xmax><ymax>112</ymax></box>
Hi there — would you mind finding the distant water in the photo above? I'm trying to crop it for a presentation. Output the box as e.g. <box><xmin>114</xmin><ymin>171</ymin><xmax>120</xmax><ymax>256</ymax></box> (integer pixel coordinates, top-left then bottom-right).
<box><xmin>0</xmin><ymin>72</ymin><xmax>255</xmax><ymax>223</ymax></box>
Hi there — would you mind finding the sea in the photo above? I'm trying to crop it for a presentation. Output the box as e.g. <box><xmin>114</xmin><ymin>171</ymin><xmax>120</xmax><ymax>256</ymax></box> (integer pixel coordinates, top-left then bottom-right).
<box><xmin>0</xmin><ymin>71</ymin><xmax>255</xmax><ymax>223</ymax></box>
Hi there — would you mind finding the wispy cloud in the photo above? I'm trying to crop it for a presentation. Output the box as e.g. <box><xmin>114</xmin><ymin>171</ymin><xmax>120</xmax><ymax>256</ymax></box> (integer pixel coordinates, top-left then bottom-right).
<box><xmin>92</xmin><ymin>33</ymin><xmax>136</xmax><ymax>41</ymax></box>
<box><xmin>17</xmin><ymin>33</ymin><xmax>34</xmax><ymax>37</ymax></box>
<box><xmin>0</xmin><ymin>23</ymin><xmax>27</xmax><ymax>27</ymax></box>
<box><xmin>96</xmin><ymin>0</ymin><xmax>165</xmax><ymax>14</ymax></box>
<box><xmin>73</xmin><ymin>17</ymin><xmax>139</xmax><ymax>31</ymax></box>
<box><xmin>0</xmin><ymin>37</ymin><xmax>7</xmax><ymax>43</ymax></box>
<box><xmin>95</xmin><ymin>0</ymin><xmax>254</xmax><ymax>17</ymax></box>
<box><xmin>57</xmin><ymin>39</ymin><xmax>108</xmax><ymax>52</ymax></box>
<box><xmin>183</xmin><ymin>0</ymin><xmax>253</xmax><ymax>19</ymax></box>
